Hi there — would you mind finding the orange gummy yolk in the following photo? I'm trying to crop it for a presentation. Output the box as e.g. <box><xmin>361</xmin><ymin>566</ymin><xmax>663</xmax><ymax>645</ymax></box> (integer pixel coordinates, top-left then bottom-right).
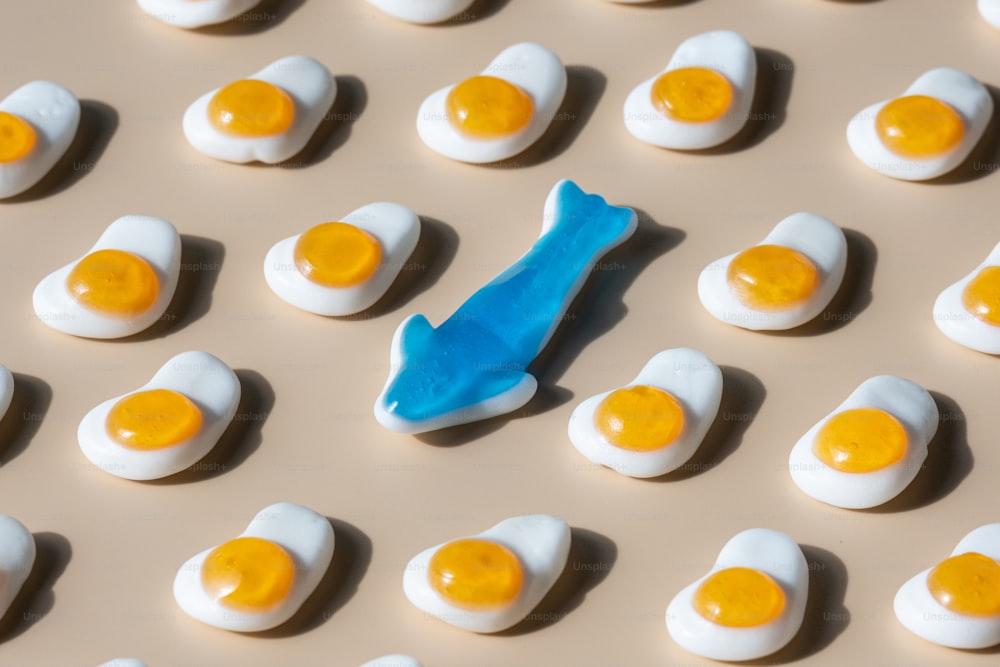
<box><xmin>208</xmin><ymin>79</ymin><xmax>295</xmax><ymax>137</ymax></box>
<box><xmin>293</xmin><ymin>222</ymin><xmax>383</xmax><ymax>288</ymax></box>
<box><xmin>961</xmin><ymin>266</ymin><xmax>1000</xmax><ymax>327</ymax></box>
<box><xmin>65</xmin><ymin>249</ymin><xmax>160</xmax><ymax>318</ymax></box>
<box><xmin>0</xmin><ymin>111</ymin><xmax>36</xmax><ymax>163</ymax></box>
<box><xmin>427</xmin><ymin>538</ymin><xmax>524</xmax><ymax>610</ymax></box>
<box><xmin>650</xmin><ymin>67</ymin><xmax>734</xmax><ymax>123</ymax></box>
<box><xmin>201</xmin><ymin>537</ymin><xmax>296</xmax><ymax>613</ymax></box>
<box><xmin>594</xmin><ymin>385</ymin><xmax>685</xmax><ymax>451</ymax></box>
<box><xmin>875</xmin><ymin>95</ymin><xmax>964</xmax><ymax>159</ymax></box>
<box><xmin>693</xmin><ymin>567</ymin><xmax>786</xmax><ymax>627</ymax></box>
<box><xmin>727</xmin><ymin>244</ymin><xmax>820</xmax><ymax>311</ymax></box>
<box><xmin>813</xmin><ymin>407</ymin><xmax>908</xmax><ymax>473</ymax></box>
<box><xmin>106</xmin><ymin>389</ymin><xmax>203</xmax><ymax>450</ymax></box>
<box><xmin>927</xmin><ymin>552</ymin><xmax>1000</xmax><ymax>617</ymax></box>
<box><xmin>445</xmin><ymin>75</ymin><xmax>534</xmax><ymax>140</ymax></box>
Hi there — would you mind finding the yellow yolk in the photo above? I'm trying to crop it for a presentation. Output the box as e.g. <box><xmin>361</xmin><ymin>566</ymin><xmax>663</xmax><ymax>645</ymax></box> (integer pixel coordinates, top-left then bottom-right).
<box><xmin>427</xmin><ymin>538</ymin><xmax>524</xmax><ymax>610</ymax></box>
<box><xmin>693</xmin><ymin>567</ymin><xmax>786</xmax><ymax>628</ymax></box>
<box><xmin>650</xmin><ymin>67</ymin><xmax>734</xmax><ymax>123</ymax></box>
<box><xmin>201</xmin><ymin>537</ymin><xmax>296</xmax><ymax>613</ymax></box>
<box><xmin>445</xmin><ymin>75</ymin><xmax>534</xmax><ymax>140</ymax></box>
<box><xmin>65</xmin><ymin>249</ymin><xmax>160</xmax><ymax>318</ymax></box>
<box><xmin>208</xmin><ymin>79</ymin><xmax>295</xmax><ymax>137</ymax></box>
<box><xmin>961</xmin><ymin>266</ymin><xmax>1000</xmax><ymax>327</ymax></box>
<box><xmin>106</xmin><ymin>389</ymin><xmax>203</xmax><ymax>450</ymax></box>
<box><xmin>813</xmin><ymin>407</ymin><xmax>908</xmax><ymax>473</ymax></box>
<box><xmin>875</xmin><ymin>95</ymin><xmax>964</xmax><ymax>159</ymax></box>
<box><xmin>0</xmin><ymin>111</ymin><xmax>36</xmax><ymax>163</ymax></box>
<box><xmin>727</xmin><ymin>244</ymin><xmax>821</xmax><ymax>311</ymax></box>
<box><xmin>293</xmin><ymin>222</ymin><xmax>383</xmax><ymax>288</ymax></box>
<box><xmin>594</xmin><ymin>385</ymin><xmax>685</xmax><ymax>451</ymax></box>
<box><xmin>927</xmin><ymin>552</ymin><xmax>1000</xmax><ymax>617</ymax></box>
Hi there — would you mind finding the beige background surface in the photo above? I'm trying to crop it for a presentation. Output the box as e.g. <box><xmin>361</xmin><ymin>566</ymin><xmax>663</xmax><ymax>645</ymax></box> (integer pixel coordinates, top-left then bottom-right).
<box><xmin>1</xmin><ymin>0</ymin><xmax>1000</xmax><ymax>664</ymax></box>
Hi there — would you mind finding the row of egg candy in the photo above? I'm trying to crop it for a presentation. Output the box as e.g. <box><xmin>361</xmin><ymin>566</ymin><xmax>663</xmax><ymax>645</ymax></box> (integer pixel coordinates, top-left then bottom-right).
<box><xmin>405</xmin><ymin>515</ymin><xmax>1000</xmax><ymax>657</ymax></box>
<box><xmin>566</xmin><ymin>348</ymin><xmax>939</xmax><ymax>511</ymax></box>
<box><xmin>622</xmin><ymin>31</ymin><xmax>993</xmax><ymax>181</ymax></box>
<box><xmin>666</xmin><ymin>525</ymin><xmax>1000</xmax><ymax>659</ymax></box>
<box><xmin>132</xmin><ymin>0</ymin><xmax>1000</xmax><ymax>31</ymax></box>
<box><xmin>691</xmin><ymin>210</ymin><xmax>1000</xmax><ymax>355</ymax></box>
<box><xmin>405</xmin><ymin>30</ymin><xmax>994</xmax><ymax>180</ymax></box>
<box><xmin>169</xmin><ymin>508</ymin><xmax>1000</xmax><ymax>656</ymax></box>
<box><xmin>136</xmin><ymin>0</ymin><xmax>478</xmax><ymax>27</ymax></box>
<box><xmin>0</xmin><ymin>501</ymin><xmax>414</xmax><ymax>664</ymax></box>
<box><xmin>5</xmin><ymin>44</ymin><xmax>560</xmax><ymax>188</ymax></box>
<box><xmin>0</xmin><ymin>53</ymin><xmax>336</xmax><ymax>198</ymax></box>
<box><xmin>4</xmin><ymin>36</ymin><xmax>992</xmax><ymax>191</ymax></box>
<box><xmin>26</xmin><ymin>202</ymin><xmax>1000</xmax><ymax>353</ymax></box>
<box><xmin>2</xmin><ymin>349</ymin><xmax>240</xmax><ymax>480</ymax></box>
<box><xmin>98</xmin><ymin>657</ymin><xmax>421</xmax><ymax>667</ymax></box>
<box><xmin>4</xmin><ymin>499</ymin><xmax>998</xmax><ymax>659</ymax></box>
<box><xmin>30</xmin><ymin>200</ymin><xmax>420</xmax><ymax>342</ymax></box>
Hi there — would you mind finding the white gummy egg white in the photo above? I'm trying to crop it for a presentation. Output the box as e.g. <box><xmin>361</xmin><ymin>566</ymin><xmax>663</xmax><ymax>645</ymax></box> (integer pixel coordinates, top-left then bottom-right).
<box><xmin>981</xmin><ymin>0</ymin><xmax>1000</xmax><ymax>28</ymax></box>
<box><xmin>788</xmin><ymin>375</ymin><xmax>938</xmax><ymax>509</ymax></box>
<box><xmin>0</xmin><ymin>515</ymin><xmax>35</xmax><ymax>622</ymax></box>
<box><xmin>183</xmin><ymin>55</ymin><xmax>336</xmax><ymax>164</ymax></box>
<box><xmin>697</xmin><ymin>212</ymin><xmax>847</xmax><ymax>331</ymax></box>
<box><xmin>0</xmin><ymin>81</ymin><xmax>79</xmax><ymax>199</ymax></box>
<box><xmin>0</xmin><ymin>364</ymin><xmax>12</xmax><ymax>423</ymax></box>
<box><xmin>895</xmin><ymin>523</ymin><xmax>1000</xmax><ymax>648</ymax></box>
<box><xmin>96</xmin><ymin>660</ymin><xmax>148</xmax><ymax>667</ymax></box>
<box><xmin>366</xmin><ymin>0</ymin><xmax>475</xmax><ymax>23</ymax></box>
<box><xmin>359</xmin><ymin>656</ymin><xmax>423</xmax><ymax>667</ymax></box>
<box><xmin>624</xmin><ymin>30</ymin><xmax>756</xmax><ymax>150</ymax></box>
<box><xmin>136</xmin><ymin>0</ymin><xmax>260</xmax><ymax>28</ymax></box>
<box><xmin>32</xmin><ymin>215</ymin><xmax>181</xmax><ymax>339</ymax></box>
<box><xmin>264</xmin><ymin>202</ymin><xmax>420</xmax><ymax>316</ymax></box>
<box><xmin>403</xmin><ymin>514</ymin><xmax>570</xmax><ymax>633</ymax></box>
<box><xmin>666</xmin><ymin>528</ymin><xmax>808</xmax><ymax>661</ymax></box>
<box><xmin>933</xmin><ymin>241</ymin><xmax>1000</xmax><ymax>354</ymax></box>
<box><xmin>568</xmin><ymin>348</ymin><xmax>722</xmax><ymax>478</ymax></box>
<box><xmin>846</xmin><ymin>68</ymin><xmax>992</xmax><ymax>181</ymax></box>
<box><xmin>416</xmin><ymin>42</ymin><xmax>567</xmax><ymax>163</ymax></box>
<box><xmin>77</xmin><ymin>351</ymin><xmax>240</xmax><ymax>481</ymax></box>
<box><xmin>174</xmin><ymin>502</ymin><xmax>334</xmax><ymax>632</ymax></box>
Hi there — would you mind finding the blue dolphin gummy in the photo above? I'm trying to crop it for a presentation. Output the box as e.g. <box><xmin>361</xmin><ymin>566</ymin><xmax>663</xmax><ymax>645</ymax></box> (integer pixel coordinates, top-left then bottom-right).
<box><xmin>374</xmin><ymin>180</ymin><xmax>638</xmax><ymax>434</ymax></box>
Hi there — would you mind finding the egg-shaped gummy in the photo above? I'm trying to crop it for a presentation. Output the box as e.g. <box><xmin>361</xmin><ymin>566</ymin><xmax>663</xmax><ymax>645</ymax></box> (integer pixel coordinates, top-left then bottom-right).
<box><xmin>365</xmin><ymin>0</ymin><xmax>475</xmax><ymax>23</ymax></box>
<box><xmin>933</xmin><ymin>241</ymin><xmax>1000</xmax><ymax>354</ymax></box>
<box><xmin>666</xmin><ymin>528</ymin><xmax>808</xmax><ymax>661</ymax></box>
<box><xmin>135</xmin><ymin>0</ymin><xmax>261</xmax><ymax>28</ymax></box>
<box><xmin>895</xmin><ymin>524</ymin><xmax>1000</xmax><ymax>648</ymax></box>
<box><xmin>0</xmin><ymin>80</ymin><xmax>80</xmax><ymax>199</ymax></box>
<box><xmin>697</xmin><ymin>212</ymin><xmax>846</xmax><ymax>331</ymax></box>
<box><xmin>183</xmin><ymin>55</ymin><xmax>336</xmax><ymax>164</ymax></box>
<box><xmin>32</xmin><ymin>215</ymin><xmax>181</xmax><ymax>339</ymax></box>
<box><xmin>624</xmin><ymin>30</ymin><xmax>756</xmax><ymax>150</ymax></box>
<box><xmin>568</xmin><ymin>348</ymin><xmax>722</xmax><ymax>478</ymax></box>
<box><xmin>981</xmin><ymin>0</ymin><xmax>1000</xmax><ymax>28</ymax></box>
<box><xmin>403</xmin><ymin>515</ymin><xmax>570</xmax><ymax>633</ymax></box>
<box><xmin>173</xmin><ymin>503</ymin><xmax>335</xmax><ymax>632</ymax></box>
<box><xmin>416</xmin><ymin>42</ymin><xmax>567</xmax><ymax>163</ymax></box>
<box><xmin>264</xmin><ymin>202</ymin><xmax>420</xmax><ymax>316</ymax></box>
<box><xmin>77</xmin><ymin>351</ymin><xmax>240</xmax><ymax>481</ymax></box>
<box><xmin>788</xmin><ymin>375</ymin><xmax>938</xmax><ymax>509</ymax></box>
<box><xmin>846</xmin><ymin>68</ymin><xmax>993</xmax><ymax>181</ymax></box>
<box><xmin>0</xmin><ymin>514</ymin><xmax>36</xmax><ymax>621</ymax></box>
<box><xmin>0</xmin><ymin>365</ymin><xmax>12</xmax><ymax>423</ymax></box>
<box><xmin>358</xmin><ymin>657</ymin><xmax>423</xmax><ymax>667</ymax></box>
